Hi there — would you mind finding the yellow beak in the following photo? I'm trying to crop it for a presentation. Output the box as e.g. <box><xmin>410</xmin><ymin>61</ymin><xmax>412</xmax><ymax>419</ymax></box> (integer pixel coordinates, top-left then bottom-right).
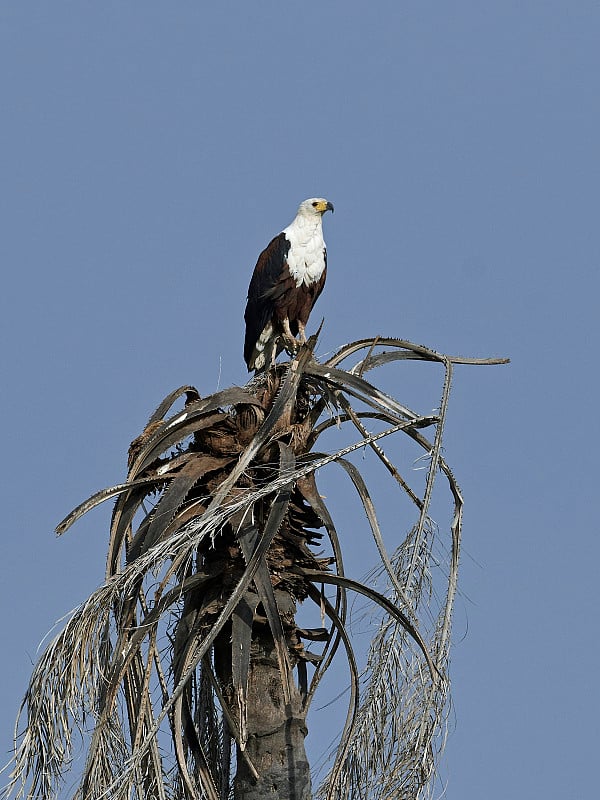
<box><xmin>315</xmin><ymin>200</ymin><xmax>334</xmax><ymax>213</ymax></box>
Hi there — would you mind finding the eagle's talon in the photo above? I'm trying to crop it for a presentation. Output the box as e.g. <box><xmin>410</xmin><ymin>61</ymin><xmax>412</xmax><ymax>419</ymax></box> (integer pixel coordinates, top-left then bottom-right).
<box><xmin>282</xmin><ymin>335</ymin><xmax>300</xmax><ymax>356</ymax></box>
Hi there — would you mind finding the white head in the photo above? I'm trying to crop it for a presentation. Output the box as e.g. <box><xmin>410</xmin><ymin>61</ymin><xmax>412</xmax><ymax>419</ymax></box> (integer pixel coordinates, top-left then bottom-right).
<box><xmin>296</xmin><ymin>197</ymin><xmax>335</xmax><ymax>218</ymax></box>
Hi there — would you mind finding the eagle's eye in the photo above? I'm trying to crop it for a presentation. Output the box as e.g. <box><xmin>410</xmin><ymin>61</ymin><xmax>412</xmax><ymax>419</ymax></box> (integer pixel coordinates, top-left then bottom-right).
<box><xmin>312</xmin><ymin>201</ymin><xmax>318</xmax><ymax>207</ymax></box>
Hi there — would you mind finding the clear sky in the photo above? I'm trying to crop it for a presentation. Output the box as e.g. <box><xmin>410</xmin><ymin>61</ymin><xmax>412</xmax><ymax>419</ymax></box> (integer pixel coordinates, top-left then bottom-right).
<box><xmin>1</xmin><ymin>2</ymin><xmax>598</xmax><ymax>798</ymax></box>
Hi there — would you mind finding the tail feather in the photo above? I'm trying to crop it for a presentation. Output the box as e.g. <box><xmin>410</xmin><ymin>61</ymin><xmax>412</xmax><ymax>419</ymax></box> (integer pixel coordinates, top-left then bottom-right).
<box><xmin>246</xmin><ymin>323</ymin><xmax>280</xmax><ymax>372</ymax></box>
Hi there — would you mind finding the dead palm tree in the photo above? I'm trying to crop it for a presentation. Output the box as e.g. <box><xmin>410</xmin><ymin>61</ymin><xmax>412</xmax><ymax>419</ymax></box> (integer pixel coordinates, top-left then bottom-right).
<box><xmin>3</xmin><ymin>334</ymin><xmax>507</xmax><ymax>800</ymax></box>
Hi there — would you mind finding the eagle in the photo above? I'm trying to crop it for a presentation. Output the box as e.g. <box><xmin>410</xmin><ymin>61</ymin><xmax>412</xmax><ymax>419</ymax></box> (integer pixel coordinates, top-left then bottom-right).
<box><xmin>244</xmin><ymin>197</ymin><xmax>334</xmax><ymax>371</ymax></box>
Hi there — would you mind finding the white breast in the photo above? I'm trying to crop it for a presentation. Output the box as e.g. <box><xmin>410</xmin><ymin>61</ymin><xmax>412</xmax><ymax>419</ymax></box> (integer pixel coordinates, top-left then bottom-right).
<box><xmin>283</xmin><ymin>216</ymin><xmax>327</xmax><ymax>288</ymax></box>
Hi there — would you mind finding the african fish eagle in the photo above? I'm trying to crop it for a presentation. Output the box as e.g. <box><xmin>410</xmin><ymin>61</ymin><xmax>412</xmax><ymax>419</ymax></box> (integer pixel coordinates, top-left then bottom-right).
<box><xmin>244</xmin><ymin>197</ymin><xmax>334</xmax><ymax>372</ymax></box>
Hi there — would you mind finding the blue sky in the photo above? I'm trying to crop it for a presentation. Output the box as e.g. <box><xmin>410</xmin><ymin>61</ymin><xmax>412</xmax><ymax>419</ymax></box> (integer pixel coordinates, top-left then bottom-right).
<box><xmin>1</xmin><ymin>2</ymin><xmax>598</xmax><ymax>797</ymax></box>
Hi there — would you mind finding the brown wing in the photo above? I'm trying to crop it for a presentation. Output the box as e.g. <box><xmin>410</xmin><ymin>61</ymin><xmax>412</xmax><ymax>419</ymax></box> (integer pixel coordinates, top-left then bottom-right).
<box><xmin>243</xmin><ymin>233</ymin><xmax>291</xmax><ymax>368</ymax></box>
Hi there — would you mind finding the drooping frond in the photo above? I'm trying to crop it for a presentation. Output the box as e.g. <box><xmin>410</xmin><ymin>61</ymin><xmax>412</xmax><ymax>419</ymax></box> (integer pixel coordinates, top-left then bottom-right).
<box><xmin>3</xmin><ymin>334</ymin><xmax>507</xmax><ymax>800</ymax></box>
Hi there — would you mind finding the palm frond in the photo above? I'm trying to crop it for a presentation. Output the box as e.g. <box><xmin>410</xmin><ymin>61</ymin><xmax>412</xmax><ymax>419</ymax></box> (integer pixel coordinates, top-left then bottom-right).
<box><xmin>3</xmin><ymin>334</ymin><xmax>507</xmax><ymax>800</ymax></box>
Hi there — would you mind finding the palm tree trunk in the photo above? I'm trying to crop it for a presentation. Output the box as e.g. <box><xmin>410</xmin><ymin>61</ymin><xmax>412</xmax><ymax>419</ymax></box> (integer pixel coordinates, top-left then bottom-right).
<box><xmin>234</xmin><ymin>632</ymin><xmax>311</xmax><ymax>800</ymax></box>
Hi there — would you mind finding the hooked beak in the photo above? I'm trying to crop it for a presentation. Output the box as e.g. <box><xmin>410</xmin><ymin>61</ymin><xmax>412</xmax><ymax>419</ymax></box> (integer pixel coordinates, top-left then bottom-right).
<box><xmin>313</xmin><ymin>199</ymin><xmax>335</xmax><ymax>214</ymax></box>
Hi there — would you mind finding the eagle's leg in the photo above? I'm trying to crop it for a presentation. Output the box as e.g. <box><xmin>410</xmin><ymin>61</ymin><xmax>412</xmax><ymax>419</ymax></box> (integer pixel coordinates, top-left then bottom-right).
<box><xmin>297</xmin><ymin>321</ymin><xmax>307</xmax><ymax>344</ymax></box>
<box><xmin>281</xmin><ymin>317</ymin><xmax>300</xmax><ymax>355</ymax></box>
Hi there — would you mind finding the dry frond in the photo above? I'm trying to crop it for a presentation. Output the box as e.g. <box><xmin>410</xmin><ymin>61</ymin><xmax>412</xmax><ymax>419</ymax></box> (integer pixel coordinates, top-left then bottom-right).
<box><xmin>3</xmin><ymin>334</ymin><xmax>507</xmax><ymax>800</ymax></box>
